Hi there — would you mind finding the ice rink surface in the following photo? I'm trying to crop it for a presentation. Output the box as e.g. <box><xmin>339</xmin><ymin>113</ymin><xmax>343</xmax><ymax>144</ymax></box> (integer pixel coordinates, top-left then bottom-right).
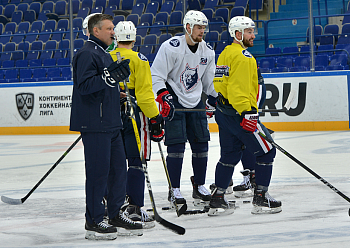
<box><xmin>1</xmin><ymin>131</ymin><xmax>350</xmax><ymax>248</ymax></box>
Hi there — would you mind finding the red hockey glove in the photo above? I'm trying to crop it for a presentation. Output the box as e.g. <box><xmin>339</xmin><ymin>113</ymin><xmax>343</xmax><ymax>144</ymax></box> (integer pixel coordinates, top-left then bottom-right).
<box><xmin>240</xmin><ymin>111</ymin><xmax>259</xmax><ymax>133</ymax></box>
<box><xmin>149</xmin><ymin>114</ymin><xmax>165</xmax><ymax>142</ymax></box>
<box><xmin>156</xmin><ymin>89</ymin><xmax>175</xmax><ymax>121</ymax></box>
<box><xmin>205</xmin><ymin>99</ymin><xmax>216</xmax><ymax>118</ymax></box>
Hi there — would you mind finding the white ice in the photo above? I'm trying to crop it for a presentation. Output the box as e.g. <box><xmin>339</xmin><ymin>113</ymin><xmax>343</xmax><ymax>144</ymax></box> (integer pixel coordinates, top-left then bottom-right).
<box><xmin>1</xmin><ymin>131</ymin><xmax>350</xmax><ymax>248</ymax></box>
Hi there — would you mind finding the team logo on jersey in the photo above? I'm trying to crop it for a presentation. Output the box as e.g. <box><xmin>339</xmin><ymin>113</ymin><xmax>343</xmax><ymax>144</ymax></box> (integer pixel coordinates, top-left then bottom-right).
<box><xmin>169</xmin><ymin>39</ymin><xmax>180</xmax><ymax>47</ymax></box>
<box><xmin>206</xmin><ymin>43</ymin><xmax>213</xmax><ymax>50</ymax></box>
<box><xmin>215</xmin><ymin>65</ymin><xmax>229</xmax><ymax>78</ymax></box>
<box><xmin>180</xmin><ymin>64</ymin><xmax>199</xmax><ymax>91</ymax></box>
<box><xmin>200</xmin><ymin>58</ymin><xmax>207</xmax><ymax>65</ymax></box>
<box><xmin>138</xmin><ymin>52</ymin><xmax>148</xmax><ymax>61</ymax></box>
<box><xmin>242</xmin><ymin>50</ymin><xmax>253</xmax><ymax>58</ymax></box>
<box><xmin>16</xmin><ymin>93</ymin><xmax>34</xmax><ymax>121</ymax></box>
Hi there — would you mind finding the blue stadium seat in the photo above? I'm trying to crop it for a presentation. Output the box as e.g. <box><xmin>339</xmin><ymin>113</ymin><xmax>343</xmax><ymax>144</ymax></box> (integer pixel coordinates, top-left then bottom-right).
<box><xmin>45</xmin><ymin>40</ymin><xmax>58</xmax><ymax>50</ymax></box>
<box><xmin>29</xmin><ymin>58</ymin><xmax>42</xmax><ymax>67</ymax></box>
<box><xmin>205</xmin><ymin>31</ymin><xmax>219</xmax><ymax>50</ymax></box>
<box><xmin>91</xmin><ymin>6</ymin><xmax>104</xmax><ymax>14</ymax></box>
<box><xmin>215</xmin><ymin>8</ymin><xmax>229</xmax><ymax>23</ymax></box>
<box><xmin>145</xmin><ymin>2</ymin><xmax>159</xmax><ymax>15</ymax></box>
<box><xmin>234</xmin><ymin>0</ymin><xmax>248</xmax><ymax>8</ymax></box>
<box><xmin>126</xmin><ymin>14</ymin><xmax>139</xmax><ymax>26</ymax></box>
<box><xmin>306</xmin><ymin>25</ymin><xmax>323</xmax><ymax>43</ymax></box>
<box><xmin>137</xmin><ymin>22</ymin><xmax>149</xmax><ymax>38</ymax></box>
<box><xmin>154</xmin><ymin>33</ymin><xmax>172</xmax><ymax>53</ymax></box>
<box><xmin>73</xmin><ymin>18</ymin><xmax>83</xmax><ymax>30</ymax></box>
<box><xmin>216</xmin><ymin>40</ymin><xmax>229</xmax><ymax>52</ymax></box>
<box><xmin>140</xmin><ymin>34</ymin><xmax>157</xmax><ymax>55</ymax></box>
<box><xmin>335</xmin><ymin>43</ymin><xmax>350</xmax><ymax>55</ymax></box>
<box><xmin>0</xmin><ymin>23</ymin><xmax>4</xmax><ymax>35</ymax></box>
<box><xmin>33</xmin><ymin>68</ymin><xmax>47</xmax><ymax>81</ymax></box>
<box><xmin>231</xmin><ymin>7</ymin><xmax>245</xmax><ymax>19</ymax></box>
<box><xmin>18</xmin><ymin>41</ymin><xmax>30</xmax><ymax>53</ymax></box>
<box><xmin>74</xmin><ymin>39</ymin><xmax>85</xmax><ymax>50</ymax></box>
<box><xmin>68</xmin><ymin>0</ymin><xmax>81</xmax><ymax>15</ymax></box>
<box><xmin>48</xmin><ymin>68</ymin><xmax>63</xmax><ymax>81</ymax></box>
<box><xmin>44</xmin><ymin>20</ymin><xmax>57</xmax><ymax>32</ymax></box>
<box><xmin>81</xmin><ymin>0</ymin><xmax>93</xmax><ymax>10</ymax></box>
<box><xmin>315</xmin><ymin>54</ymin><xmax>329</xmax><ymax>67</ymax></box>
<box><xmin>43</xmin><ymin>58</ymin><xmax>56</xmax><ymax>67</ymax></box>
<box><xmin>324</xmin><ymin>24</ymin><xmax>339</xmax><ymax>42</ymax></box>
<box><xmin>320</xmin><ymin>35</ymin><xmax>334</xmax><ymax>46</ymax></box>
<box><xmin>202</xmin><ymin>8</ymin><xmax>213</xmax><ymax>22</ymax></box>
<box><xmin>169</xmin><ymin>11</ymin><xmax>183</xmax><ymax>25</ymax></box>
<box><xmin>12</xmin><ymin>51</ymin><xmax>25</xmax><ymax>61</ymax></box>
<box><xmin>37</xmin><ymin>29</ymin><xmax>52</xmax><ymax>43</ymax></box>
<box><xmin>95</xmin><ymin>0</ymin><xmax>107</xmax><ymax>8</ymax></box>
<box><xmin>259</xmin><ymin>57</ymin><xmax>276</xmax><ymax>70</ymax></box>
<box><xmin>40</xmin><ymin>50</ymin><xmax>53</xmax><ymax>60</ymax></box>
<box><xmin>113</xmin><ymin>15</ymin><xmax>125</xmax><ymax>25</ymax></box>
<box><xmin>282</xmin><ymin>46</ymin><xmax>299</xmax><ymax>57</ymax></box>
<box><xmin>16</xmin><ymin>59</ymin><xmax>28</xmax><ymax>68</ymax></box>
<box><xmin>23</xmin><ymin>10</ymin><xmax>36</xmax><ymax>23</ymax></box>
<box><xmin>29</xmin><ymin>2</ymin><xmax>41</xmax><ymax>18</ymax></box>
<box><xmin>55</xmin><ymin>0</ymin><xmax>67</xmax><ymax>16</ymax></box>
<box><xmin>149</xmin><ymin>21</ymin><xmax>165</xmax><ymax>36</ymax></box>
<box><xmin>121</xmin><ymin>0</ymin><xmax>133</xmax><ymax>10</ymax></box>
<box><xmin>51</xmin><ymin>28</ymin><xmax>66</xmax><ymax>42</ymax></box>
<box><xmin>18</xmin><ymin>22</ymin><xmax>30</xmax><ymax>34</ymax></box>
<box><xmin>4</xmin><ymin>22</ymin><xmax>16</xmax><ymax>33</ymax></box>
<box><xmin>26</xmin><ymin>51</ymin><xmax>40</xmax><ymax>61</ymax></box>
<box><xmin>329</xmin><ymin>54</ymin><xmax>348</xmax><ymax>66</ymax></box>
<box><xmin>132</xmin><ymin>3</ymin><xmax>145</xmax><ymax>16</ymax></box>
<box><xmin>42</xmin><ymin>1</ymin><xmax>55</xmax><ymax>14</ymax></box>
<box><xmin>53</xmin><ymin>50</ymin><xmax>66</xmax><ymax>59</ymax></box>
<box><xmin>31</xmin><ymin>20</ymin><xmax>44</xmax><ymax>32</ymax></box>
<box><xmin>209</xmin><ymin>17</ymin><xmax>224</xmax><ymax>33</ymax></box>
<box><xmin>133</xmin><ymin>35</ymin><xmax>142</xmax><ymax>52</ymax></box>
<box><xmin>0</xmin><ymin>52</ymin><xmax>12</xmax><ymax>61</ymax></box>
<box><xmin>270</xmin><ymin>67</ymin><xmax>288</xmax><ymax>73</ymax></box>
<box><xmin>2</xmin><ymin>60</ymin><xmax>15</xmax><ymax>68</ymax></box>
<box><xmin>20</xmin><ymin>68</ymin><xmax>35</xmax><ymax>82</ymax></box>
<box><xmin>37</xmin><ymin>10</ymin><xmax>50</xmax><ymax>23</ymax></box>
<box><xmin>4</xmin><ymin>42</ymin><xmax>16</xmax><ymax>52</ymax></box>
<box><xmin>155</xmin><ymin>12</ymin><xmax>168</xmax><ymax>25</ymax></box>
<box><xmin>140</xmin><ymin>13</ymin><xmax>154</xmax><ymax>25</ymax></box>
<box><xmin>77</xmin><ymin>7</ymin><xmax>90</xmax><ymax>19</ymax></box>
<box><xmin>317</xmin><ymin>44</ymin><xmax>334</xmax><ymax>56</ymax></box>
<box><xmin>326</xmin><ymin>65</ymin><xmax>344</xmax><ymax>70</ymax></box>
<box><xmin>57</xmin><ymin>19</ymin><xmax>69</xmax><ymax>31</ymax></box>
<box><xmin>5</xmin><ymin>69</ymin><xmax>19</xmax><ymax>83</ymax></box>
<box><xmin>294</xmin><ymin>56</ymin><xmax>310</xmax><ymax>68</ymax></box>
<box><xmin>12</xmin><ymin>30</ymin><xmax>26</xmax><ymax>44</ymax></box>
<box><xmin>159</xmin><ymin>1</ymin><xmax>174</xmax><ymax>14</ymax></box>
<box><xmin>3</xmin><ymin>4</ymin><xmax>16</xmax><ymax>19</ymax></box>
<box><xmin>105</xmin><ymin>6</ymin><xmax>118</xmax><ymax>17</ymax></box>
<box><xmin>57</xmin><ymin>57</ymin><xmax>70</xmax><ymax>66</ymax></box>
<box><xmin>203</xmin><ymin>0</ymin><xmax>219</xmax><ymax>11</ymax></box>
<box><xmin>17</xmin><ymin>3</ymin><xmax>29</xmax><ymax>13</ymax></box>
<box><xmin>188</xmin><ymin>0</ymin><xmax>201</xmax><ymax>11</ymax></box>
<box><xmin>109</xmin><ymin>0</ymin><xmax>121</xmax><ymax>8</ymax></box>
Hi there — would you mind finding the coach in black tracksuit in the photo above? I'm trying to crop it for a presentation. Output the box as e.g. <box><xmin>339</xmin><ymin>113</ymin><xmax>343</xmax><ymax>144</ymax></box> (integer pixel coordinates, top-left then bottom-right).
<box><xmin>70</xmin><ymin>14</ymin><xmax>131</xmax><ymax>230</ymax></box>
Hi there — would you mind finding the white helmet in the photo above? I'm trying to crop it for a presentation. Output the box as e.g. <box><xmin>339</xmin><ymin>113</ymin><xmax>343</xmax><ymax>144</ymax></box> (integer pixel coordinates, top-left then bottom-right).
<box><xmin>114</xmin><ymin>21</ymin><xmax>136</xmax><ymax>42</ymax></box>
<box><xmin>229</xmin><ymin>16</ymin><xmax>256</xmax><ymax>47</ymax></box>
<box><xmin>82</xmin><ymin>13</ymin><xmax>99</xmax><ymax>36</ymax></box>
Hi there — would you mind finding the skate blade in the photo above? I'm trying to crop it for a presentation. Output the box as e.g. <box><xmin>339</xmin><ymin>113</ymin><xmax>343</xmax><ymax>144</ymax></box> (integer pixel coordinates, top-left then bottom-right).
<box><xmin>234</xmin><ymin>190</ymin><xmax>253</xmax><ymax>198</ymax></box>
<box><xmin>193</xmin><ymin>198</ymin><xmax>210</xmax><ymax>207</ymax></box>
<box><xmin>207</xmin><ymin>207</ymin><xmax>234</xmax><ymax>216</ymax></box>
<box><xmin>225</xmin><ymin>187</ymin><xmax>233</xmax><ymax>194</ymax></box>
<box><xmin>251</xmin><ymin>206</ymin><xmax>282</xmax><ymax>214</ymax></box>
<box><xmin>116</xmin><ymin>227</ymin><xmax>143</xmax><ymax>236</ymax></box>
<box><xmin>142</xmin><ymin>221</ymin><xmax>156</xmax><ymax>229</ymax></box>
<box><xmin>85</xmin><ymin>230</ymin><xmax>117</xmax><ymax>240</ymax></box>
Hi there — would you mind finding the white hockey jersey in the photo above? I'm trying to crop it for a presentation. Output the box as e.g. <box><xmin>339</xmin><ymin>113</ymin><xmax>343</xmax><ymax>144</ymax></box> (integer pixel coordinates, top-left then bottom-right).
<box><xmin>151</xmin><ymin>35</ymin><xmax>217</xmax><ymax>108</ymax></box>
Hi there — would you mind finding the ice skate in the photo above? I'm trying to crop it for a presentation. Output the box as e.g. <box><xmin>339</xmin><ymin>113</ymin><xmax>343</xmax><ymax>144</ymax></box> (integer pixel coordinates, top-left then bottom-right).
<box><xmin>85</xmin><ymin>220</ymin><xmax>117</xmax><ymax>240</ymax></box>
<box><xmin>125</xmin><ymin>204</ymin><xmax>155</xmax><ymax>229</ymax></box>
<box><xmin>168</xmin><ymin>187</ymin><xmax>187</xmax><ymax>211</ymax></box>
<box><xmin>251</xmin><ymin>189</ymin><xmax>282</xmax><ymax>214</ymax></box>
<box><xmin>208</xmin><ymin>187</ymin><xmax>235</xmax><ymax>216</ymax></box>
<box><xmin>210</xmin><ymin>180</ymin><xmax>233</xmax><ymax>195</ymax></box>
<box><xmin>232</xmin><ymin>169</ymin><xmax>255</xmax><ymax>198</ymax></box>
<box><xmin>190</xmin><ymin>176</ymin><xmax>211</xmax><ymax>206</ymax></box>
<box><xmin>108</xmin><ymin>210</ymin><xmax>143</xmax><ymax>236</ymax></box>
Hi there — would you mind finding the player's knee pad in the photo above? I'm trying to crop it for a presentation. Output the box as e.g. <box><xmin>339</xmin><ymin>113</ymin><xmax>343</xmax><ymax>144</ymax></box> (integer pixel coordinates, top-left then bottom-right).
<box><xmin>191</xmin><ymin>142</ymin><xmax>208</xmax><ymax>158</ymax></box>
<box><xmin>167</xmin><ymin>143</ymin><xmax>185</xmax><ymax>158</ymax></box>
<box><xmin>256</xmin><ymin>147</ymin><xmax>276</xmax><ymax>164</ymax></box>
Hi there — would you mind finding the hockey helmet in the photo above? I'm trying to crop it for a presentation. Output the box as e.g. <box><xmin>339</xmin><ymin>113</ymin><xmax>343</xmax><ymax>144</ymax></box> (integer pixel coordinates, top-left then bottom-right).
<box><xmin>82</xmin><ymin>13</ymin><xmax>99</xmax><ymax>36</ymax></box>
<box><xmin>114</xmin><ymin>21</ymin><xmax>137</xmax><ymax>42</ymax></box>
<box><xmin>228</xmin><ymin>16</ymin><xmax>257</xmax><ymax>46</ymax></box>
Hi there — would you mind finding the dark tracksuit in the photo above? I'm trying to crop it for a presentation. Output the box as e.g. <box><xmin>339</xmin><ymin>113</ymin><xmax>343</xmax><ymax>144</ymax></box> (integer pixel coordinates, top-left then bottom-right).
<box><xmin>70</xmin><ymin>35</ymin><xmax>127</xmax><ymax>225</ymax></box>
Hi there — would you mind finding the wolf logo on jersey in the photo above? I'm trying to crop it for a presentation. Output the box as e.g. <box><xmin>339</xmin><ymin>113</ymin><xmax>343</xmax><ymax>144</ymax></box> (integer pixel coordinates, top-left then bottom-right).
<box><xmin>180</xmin><ymin>64</ymin><xmax>199</xmax><ymax>91</ymax></box>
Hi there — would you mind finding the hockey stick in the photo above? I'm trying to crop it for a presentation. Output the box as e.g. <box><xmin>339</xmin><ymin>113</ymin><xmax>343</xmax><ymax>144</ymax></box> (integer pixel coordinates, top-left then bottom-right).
<box><xmin>258</xmin><ymin>131</ymin><xmax>350</xmax><ymax>216</ymax></box>
<box><xmin>117</xmin><ymin>52</ymin><xmax>185</xmax><ymax>235</ymax></box>
<box><xmin>157</xmin><ymin>142</ymin><xmax>187</xmax><ymax>217</ymax></box>
<box><xmin>175</xmin><ymin>90</ymin><xmax>297</xmax><ymax>113</ymax></box>
<box><xmin>1</xmin><ymin>135</ymin><xmax>82</xmax><ymax>205</ymax></box>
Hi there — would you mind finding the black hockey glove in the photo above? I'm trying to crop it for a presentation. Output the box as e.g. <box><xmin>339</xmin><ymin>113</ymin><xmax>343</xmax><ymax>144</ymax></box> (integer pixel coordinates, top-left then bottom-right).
<box><xmin>102</xmin><ymin>59</ymin><xmax>130</xmax><ymax>87</ymax></box>
<box><xmin>149</xmin><ymin>114</ymin><xmax>165</xmax><ymax>142</ymax></box>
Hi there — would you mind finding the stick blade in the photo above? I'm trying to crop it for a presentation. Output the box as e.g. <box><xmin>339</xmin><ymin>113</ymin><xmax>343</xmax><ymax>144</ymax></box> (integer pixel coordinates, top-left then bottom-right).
<box><xmin>154</xmin><ymin>213</ymin><xmax>186</xmax><ymax>235</ymax></box>
<box><xmin>1</xmin><ymin>195</ymin><xmax>23</xmax><ymax>205</ymax></box>
<box><xmin>284</xmin><ymin>90</ymin><xmax>297</xmax><ymax>110</ymax></box>
<box><xmin>177</xmin><ymin>203</ymin><xmax>187</xmax><ymax>217</ymax></box>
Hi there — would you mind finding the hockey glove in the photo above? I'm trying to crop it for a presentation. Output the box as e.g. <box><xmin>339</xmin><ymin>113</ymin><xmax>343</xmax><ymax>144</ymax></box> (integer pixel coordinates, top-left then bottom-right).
<box><xmin>156</xmin><ymin>89</ymin><xmax>175</xmax><ymax>121</ymax></box>
<box><xmin>240</xmin><ymin>110</ymin><xmax>259</xmax><ymax>133</ymax></box>
<box><xmin>205</xmin><ymin>95</ymin><xmax>217</xmax><ymax>118</ymax></box>
<box><xmin>102</xmin><ymin>59</ymin><xmax>130</xmax><ymax>87</ymax></box>
<box><xmin>149</xmin><ymin>114</ymin><xmax>165</xmax><ymax>142</ymax></box>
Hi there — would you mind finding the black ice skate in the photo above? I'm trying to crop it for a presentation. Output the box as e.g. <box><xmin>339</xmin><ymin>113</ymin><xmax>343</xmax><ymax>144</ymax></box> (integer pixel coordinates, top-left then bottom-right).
<box><xmin>190</xmin><ymin>176</ymin><xmax>211</xmax><ymax>206</ymax></box>
<box><xmin>208</xmin><ymin>188</ymin><xmax>235</xmax><ymax>216</ymax></box>
<box><xmin>210</xmin><ymin>179</ymin><xmax>234</xmax><ymax>195</ymax></box>
<box><xmin>251</xmin><ymin>189</ymin><xmax>282</xmax><ymax>214</ymax></box>
<box><xmin>232</xmin><ymin>169</ymin><xmax>256</xmax><ymax>198</ymax></box>
<box><xmin>125</xmin><ymin>205</ymin><xmax>155</xmax><ymax>229</ymax></box>
<box><xmin>85</xmin><ymin>220</ymin><xmax>117</xmax><ymax>240</ymax></box>
<box><xmin>108</xmin><ymin>210</ymin><xmax>143</xmax><ymax>236</ymax></box>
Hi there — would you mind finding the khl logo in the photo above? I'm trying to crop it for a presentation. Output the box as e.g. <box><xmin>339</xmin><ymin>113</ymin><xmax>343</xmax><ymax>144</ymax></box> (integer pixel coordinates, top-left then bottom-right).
<box><xmin>16</xmin><ymin>93</ymin><xmax>34</xmax><ymax>120</ymax></box>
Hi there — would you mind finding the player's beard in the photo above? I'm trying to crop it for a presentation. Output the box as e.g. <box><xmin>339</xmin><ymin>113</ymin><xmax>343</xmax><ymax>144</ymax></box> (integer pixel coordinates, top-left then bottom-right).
<box><xmin>243</xmin><ymin>37</ymin><xmax>254</xmax><ymax>47</ymax></box>
<box><xmin>191</xmin><ymin>35</ymin><xmax>202</xmax><ymax>43</ymax></box>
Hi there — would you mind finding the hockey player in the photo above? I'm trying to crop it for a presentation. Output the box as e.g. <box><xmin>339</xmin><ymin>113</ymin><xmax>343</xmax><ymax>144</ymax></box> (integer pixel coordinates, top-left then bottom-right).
<box><xmin>151</xmin><ymin>10</ymin><xmax>217</xmax><ymax>209</ymax></box>
<box><xmin>209</xmin><ymin>16</ymin><xmax>282</xmax><ymax>216</ymax></box>
<box><xmin>110</xmin><ymin>21</ymin><xmax>165</xmax><ymax>228</ymax></box>
<box><xmin>70</xmin><ymin>14</ymin><xmax>142</xmax><ymax>240</ymax></box>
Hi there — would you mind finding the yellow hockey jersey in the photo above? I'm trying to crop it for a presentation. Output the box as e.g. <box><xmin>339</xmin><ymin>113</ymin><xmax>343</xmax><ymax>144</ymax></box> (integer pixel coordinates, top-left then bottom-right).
<box><xmin>214</xmin><ymin>43</ymin><xmax>258</xmax><ymax>115</ymax></box>
<box><xmin>110</xmin><ymin>48</ymin><xmax>159</xmax><ymax>119</ymax></box>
